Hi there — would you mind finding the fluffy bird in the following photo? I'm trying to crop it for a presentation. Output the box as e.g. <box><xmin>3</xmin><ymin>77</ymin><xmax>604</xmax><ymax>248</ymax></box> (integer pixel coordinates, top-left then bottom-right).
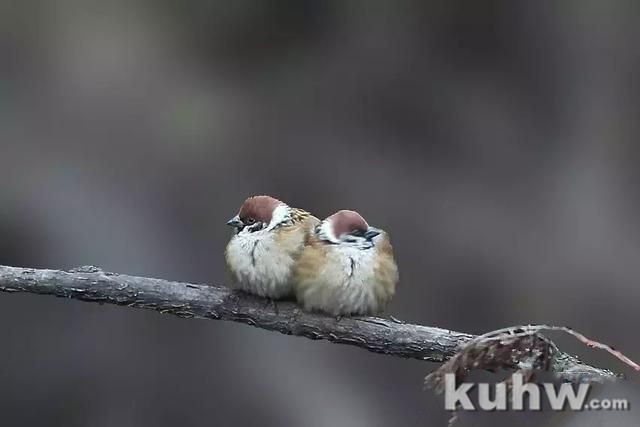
<box><xmin>293</xmin><ymin>210</ymin><xmax>398</xmax><ymax>316</ymax></box>
<box><xmin>225</xmin><ymin>195</ymin><xmax>318</xmax><ymax>299</ymax></box>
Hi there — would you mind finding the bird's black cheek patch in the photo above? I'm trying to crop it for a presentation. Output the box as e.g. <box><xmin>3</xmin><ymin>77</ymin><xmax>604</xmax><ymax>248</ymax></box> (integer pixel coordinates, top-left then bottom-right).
<box><xmin>247</xmin><ymin>222</ymin><xmax>265</xmax><ymax>233</ymax></box>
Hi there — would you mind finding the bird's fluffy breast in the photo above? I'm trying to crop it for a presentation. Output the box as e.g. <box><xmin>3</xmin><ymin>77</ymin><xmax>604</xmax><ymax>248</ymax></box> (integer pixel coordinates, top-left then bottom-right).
<box><xmin>225</xmin><ymin>218</ymin><xmax>317</xmax><ymax>298</ymax></box>
<box><xmin>293</xmin><ymin>235</ymin><xmax>397</xmax><ymax>316</ymax></box>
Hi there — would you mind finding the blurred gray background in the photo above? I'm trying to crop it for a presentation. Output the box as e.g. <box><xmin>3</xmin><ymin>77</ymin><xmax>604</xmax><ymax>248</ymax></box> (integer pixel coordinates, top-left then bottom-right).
<box><xmin>1</xmin><ymin>1</ymin><xmax>640</xmax><ymax>426</ymax></box>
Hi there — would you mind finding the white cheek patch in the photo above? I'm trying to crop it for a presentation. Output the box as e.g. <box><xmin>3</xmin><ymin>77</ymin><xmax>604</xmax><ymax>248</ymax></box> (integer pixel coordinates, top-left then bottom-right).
<box><xmin>318</xmin><ymin>220</ymin><xmax>339</xmax><ymax>243</ymax></box>
<box><xmin>266</xmin><ymin>204</ymin><xmax>290</xmax><ymax>231</ymax></box>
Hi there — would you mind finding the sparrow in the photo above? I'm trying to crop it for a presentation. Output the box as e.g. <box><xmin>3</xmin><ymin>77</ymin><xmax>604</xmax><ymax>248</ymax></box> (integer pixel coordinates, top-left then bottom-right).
<box><xmin>293</xmin><ymin>210</ymin><xmax>398</xmax><ymax>316</ymax></box>
<box><xmin>225</xmin><ymin>195</ymin><xmax>319</xmax><ymax>299</ymax></box>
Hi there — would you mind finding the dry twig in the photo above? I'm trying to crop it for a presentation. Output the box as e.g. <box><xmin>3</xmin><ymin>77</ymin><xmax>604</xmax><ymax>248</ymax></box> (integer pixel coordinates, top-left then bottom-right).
<box><xmin>0</xmin><ymin>265</ymin><xmax>630</xmax><ymax>384</ymax></box>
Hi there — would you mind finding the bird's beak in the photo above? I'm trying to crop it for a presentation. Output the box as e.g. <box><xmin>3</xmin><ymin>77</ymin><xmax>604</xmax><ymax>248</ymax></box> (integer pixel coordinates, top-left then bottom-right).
<box><xmin>227</xmin><ymin>215</ymin><xmax>244</xmax><ymax>229</ymax></box>
<box><xmin>364</xmin><ymin>227</ymin><xmax>381</xmax><ymax>240</ymax></box>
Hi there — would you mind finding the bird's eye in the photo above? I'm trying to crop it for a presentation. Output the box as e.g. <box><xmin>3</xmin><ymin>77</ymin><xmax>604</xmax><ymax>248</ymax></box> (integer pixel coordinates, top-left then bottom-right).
<box><xmin>245</xmin><ymin>218</ymin><xmax>255</xmax><ymax>225</ymax></box>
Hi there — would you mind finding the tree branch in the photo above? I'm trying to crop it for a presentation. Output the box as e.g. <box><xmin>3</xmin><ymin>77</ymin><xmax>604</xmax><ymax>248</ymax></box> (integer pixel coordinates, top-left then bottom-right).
<box><xmin>0</xmin><ymin>265</ymin><xmax>622</xmax><ymax>383</ymax></box>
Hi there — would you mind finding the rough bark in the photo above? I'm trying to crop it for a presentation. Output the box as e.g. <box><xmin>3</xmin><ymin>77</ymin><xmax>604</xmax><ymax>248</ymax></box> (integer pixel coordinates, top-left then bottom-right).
<box><xmin>0</xmin><ymin>265</ymin><xmax>620</xmax><ymax>383</ymax></box>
